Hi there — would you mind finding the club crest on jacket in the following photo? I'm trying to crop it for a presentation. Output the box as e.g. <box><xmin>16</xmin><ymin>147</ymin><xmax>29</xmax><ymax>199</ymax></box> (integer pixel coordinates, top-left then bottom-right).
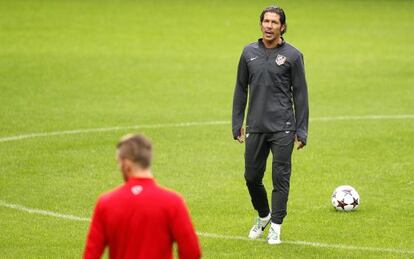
<box><xmin>131</xmin><ymin>185</ymin><xmax>143</xmax><ymax>195</ymax></box>
<box><xmin>275</xmin><ymin>54</ymin><xmax>286</xmax><ymax>66</ymax></box>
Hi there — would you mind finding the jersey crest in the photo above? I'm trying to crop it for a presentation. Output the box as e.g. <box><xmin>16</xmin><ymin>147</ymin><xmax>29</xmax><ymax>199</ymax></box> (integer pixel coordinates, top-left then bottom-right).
<box><xmin>131</xmin><ymin>185</ymin><xmax>143</xmax><ymax>195</ymax></box>
<box><xmin>275</xmin><ymin>54</ymin><xmax>287</xmax><ymax>66</ymax></box>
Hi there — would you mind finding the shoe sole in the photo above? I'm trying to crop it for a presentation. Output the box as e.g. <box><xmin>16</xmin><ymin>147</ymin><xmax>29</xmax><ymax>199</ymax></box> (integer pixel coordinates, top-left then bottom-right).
<box><xmin>248</xmin><ymin>232</ymin><xmax>263</xmax><ymax>239</ymax></box>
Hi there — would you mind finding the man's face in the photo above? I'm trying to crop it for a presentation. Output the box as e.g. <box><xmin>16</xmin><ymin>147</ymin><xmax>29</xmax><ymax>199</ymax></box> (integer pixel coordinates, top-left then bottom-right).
<box><xmin>261</xmin><ymin>12</ymin><xmax>284</xmax><ymax>42</ymax></box>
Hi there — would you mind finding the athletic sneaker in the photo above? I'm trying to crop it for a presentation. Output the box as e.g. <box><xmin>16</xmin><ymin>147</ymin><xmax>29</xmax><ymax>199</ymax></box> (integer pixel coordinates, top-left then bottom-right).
<box><xmin>248</xmin><ymin>214</ymin><xmax>271</xmax><ymax>239</ymax></box>
<box><xmin>267</xmin><ymin>223</ymin><xmax>281</xmax><ymax>245</ymax></box>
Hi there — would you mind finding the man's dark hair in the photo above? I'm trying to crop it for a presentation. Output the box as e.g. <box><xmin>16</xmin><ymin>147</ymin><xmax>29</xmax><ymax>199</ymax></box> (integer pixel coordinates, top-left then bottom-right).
<box><xmin>117</xmin><ymin>134</ymin><xmax>152</xmax><ymax>169</ymax></box>
<box><xmin>260</xmin><ymin>6</ymin><xmax>287</xmax><ymax>35</ymax></box>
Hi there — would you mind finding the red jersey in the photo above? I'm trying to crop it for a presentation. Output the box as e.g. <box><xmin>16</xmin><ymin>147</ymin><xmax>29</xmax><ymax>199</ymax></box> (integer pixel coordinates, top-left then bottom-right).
<box><xmin>83</xmin><ymin>177</ymin><xmax>201</xmax><ymax>259</ymax></box>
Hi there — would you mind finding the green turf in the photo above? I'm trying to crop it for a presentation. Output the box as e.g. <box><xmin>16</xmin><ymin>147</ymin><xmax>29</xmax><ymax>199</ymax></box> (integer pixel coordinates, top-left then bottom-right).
<box><xmin>1</xmin><ymin>0</ymin><xmax>413</xmax><ymax>258</ymax></box>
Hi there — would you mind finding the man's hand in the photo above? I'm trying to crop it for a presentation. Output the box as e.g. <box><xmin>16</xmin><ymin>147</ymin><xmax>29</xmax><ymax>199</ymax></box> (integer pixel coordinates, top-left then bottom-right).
<box><xmin>295</xmin><ymin>136</ymin><xmax>305</xmax><ymax>150</ymax></box>
<box><xmin>236</xmin><ymin>128</ymin><xmax>245</xmax><ymax>143</ymax></box>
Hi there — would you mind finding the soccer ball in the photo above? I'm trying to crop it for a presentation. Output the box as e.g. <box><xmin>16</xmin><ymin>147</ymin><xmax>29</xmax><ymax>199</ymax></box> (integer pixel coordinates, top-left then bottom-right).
<box><xmin>331</xmin><ymin>185</ymin><xmax>360</xmax><ymax>211</ymax></box>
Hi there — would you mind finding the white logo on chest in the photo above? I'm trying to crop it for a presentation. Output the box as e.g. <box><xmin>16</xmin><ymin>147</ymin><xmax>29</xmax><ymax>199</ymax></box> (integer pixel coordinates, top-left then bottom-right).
<box><xmin>131</xmin><ymin>185</ymin><xmax>143</xmax><ymax>195</ymax></box>
<box><xmin>275</xmin><ymin>54</ymin><xmax>287</xmax><ymax>66</ymax></box>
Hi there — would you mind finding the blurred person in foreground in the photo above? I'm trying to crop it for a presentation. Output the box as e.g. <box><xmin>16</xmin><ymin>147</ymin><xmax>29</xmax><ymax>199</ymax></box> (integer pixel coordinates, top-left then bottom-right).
<box><xmin>232</xmin><ymin>6</ymin><xmax>309</xmax><ymax>244</ymax></box>
<box><xmin>83</xmin><ymin>134</ymin><xmax>201</xmax><ymax>259</ymax></box>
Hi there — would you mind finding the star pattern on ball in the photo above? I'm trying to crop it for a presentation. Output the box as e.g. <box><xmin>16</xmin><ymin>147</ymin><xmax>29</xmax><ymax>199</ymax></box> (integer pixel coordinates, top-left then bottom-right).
<box><xmin>336</xmin><ymin>199</ymin><xmax>347</xmax><ymax>210</ymax></box>
<box><xmin>351</xmin><ymin>197</ymin><xmax>359</xmax><ymax>208</ymax></box>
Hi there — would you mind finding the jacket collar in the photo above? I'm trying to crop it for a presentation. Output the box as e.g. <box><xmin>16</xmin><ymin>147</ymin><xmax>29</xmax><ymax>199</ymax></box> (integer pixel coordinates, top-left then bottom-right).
<box><xmin>127</xmin><ymin>177</ymin><xmax>156</xmax><ymax>185</ymax></box>
<box><xmin>258</xmin><ymin>37</ymin><xmax>285</xmax><ymax>48</ymax></box>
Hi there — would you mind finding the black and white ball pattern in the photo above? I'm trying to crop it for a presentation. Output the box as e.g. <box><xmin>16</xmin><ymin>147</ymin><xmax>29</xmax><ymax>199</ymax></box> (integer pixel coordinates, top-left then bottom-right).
<box><xmin>331</xmin><ymin>185</ymin><xmax>360</xmax><ymax>211</ymax></box>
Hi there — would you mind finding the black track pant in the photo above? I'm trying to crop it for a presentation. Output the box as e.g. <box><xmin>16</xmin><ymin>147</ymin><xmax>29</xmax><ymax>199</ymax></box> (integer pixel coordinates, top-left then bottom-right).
<box><xmin>244</xmin><ymin>131</ymin><xmax>295</xmax><ymax>224</ymax></box>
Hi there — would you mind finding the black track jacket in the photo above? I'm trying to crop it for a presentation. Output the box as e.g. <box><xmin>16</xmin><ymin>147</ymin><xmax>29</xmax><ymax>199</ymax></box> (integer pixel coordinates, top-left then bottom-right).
<box><xmin>232</xmin><ymin>38</ymin><xmax>309</xmax><ymax>144</ymax></box>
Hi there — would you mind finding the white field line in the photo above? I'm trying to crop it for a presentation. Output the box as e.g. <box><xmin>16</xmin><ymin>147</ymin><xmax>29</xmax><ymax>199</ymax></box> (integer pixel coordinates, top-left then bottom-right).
<box><xmin>196</xmin><ymin>232</ymin><xmax>414</xmax><ymax>254</ymax></box>
<box><xmin>0</xmin><ymin>114</ymin><xmax>413</xmax><ymax>143</ymax></box>
<box><xmin>0</xmin><ymin>200</ymin><xmax>90</xmax><ymax>222</ymax></box>
<box><xmin>0</xmin><ymin>121</ymin><xmax>228</xmax><ymax>143</ymax></box>
<box><xmin>1</xmin><ymin>200</ymin><xmax>413</xmax><ymax>255</ymax></box>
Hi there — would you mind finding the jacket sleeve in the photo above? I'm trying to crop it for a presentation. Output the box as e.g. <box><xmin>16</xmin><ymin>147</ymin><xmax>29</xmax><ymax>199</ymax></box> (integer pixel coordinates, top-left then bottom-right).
<box><xmin>83</xmin><ymin>198</ymin><xmax>106</xmax><ymax>259</ymax></box>
<box><xmin>291</xmin><ymin>53</ymin><xmax>309</xmax><ymax>145</ymax></box>
<box><xmin>232</xmin><ymin>51</ymin><xmax>249</xmax><ymax>139</ymax></box>
<box><xmin>171</xmin><ymin>197</ymin><xmax>201</xmax><ymax>259</ymax></box>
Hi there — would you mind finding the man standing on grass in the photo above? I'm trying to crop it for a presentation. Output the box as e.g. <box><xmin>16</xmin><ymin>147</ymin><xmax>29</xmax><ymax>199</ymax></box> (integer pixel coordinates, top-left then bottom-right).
<box><xmin>232</xmin><ymin>6</ymin><xmax>309</xmax><ymax>244</ymax></box>
<box><xmin>83</xmin><ymin>134</ymin><xmax>201</xmax><ymax>259</ymax></box>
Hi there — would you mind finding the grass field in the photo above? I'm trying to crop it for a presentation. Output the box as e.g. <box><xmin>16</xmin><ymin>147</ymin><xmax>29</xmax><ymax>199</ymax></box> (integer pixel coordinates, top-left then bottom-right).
<box><xmin>1</xmin><ymin>0</ymin><xmax>413</xmax><ymax>258</ymax></box>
